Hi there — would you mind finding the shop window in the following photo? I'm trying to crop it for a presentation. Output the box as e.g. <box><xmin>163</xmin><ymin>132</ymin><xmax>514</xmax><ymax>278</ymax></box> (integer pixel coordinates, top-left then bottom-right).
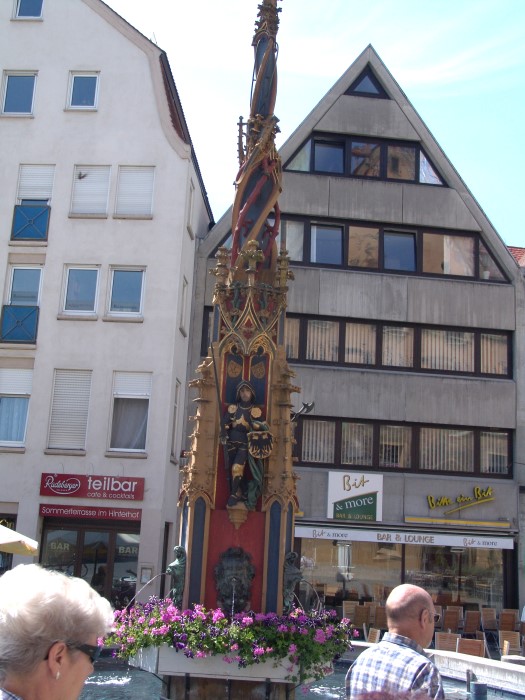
<box><xmin>344</xmin><ymin>322</ymin><xmax>376</xmax><ymax>364</ymax></box>
<box><xmin>419</xmin><ymin>427</ymin><xmax>474</xmax><ymax>472</ymax></box>
<box><xmin>306</xmin><ymin>319</ymin><xmax>339</xmax><ymax>362</ymax></box>
<box><xmin>384</xmin><ymin>232</ymin><xmax>416</xmax><ymax>272</ymax></box>
<box><xmin>109</xmin><ymin>371</ymin><xmax>151</xmax><ymax>452</ymax></box>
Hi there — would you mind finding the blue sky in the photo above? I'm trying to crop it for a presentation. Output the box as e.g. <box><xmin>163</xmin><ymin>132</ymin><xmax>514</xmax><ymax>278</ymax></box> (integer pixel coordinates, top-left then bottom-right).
<box><xmin>106</xmin><ymin>0</ymin><xmax>525</xmax><ymax>246</ymax></box>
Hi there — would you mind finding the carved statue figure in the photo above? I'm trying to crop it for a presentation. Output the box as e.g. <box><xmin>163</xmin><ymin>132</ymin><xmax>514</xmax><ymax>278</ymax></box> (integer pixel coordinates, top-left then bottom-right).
<box><xmin>214</xmin><ymin>546</ymin><xmax>255</xmax><ymax>614</ymax></box>
<box><xmin>224</xmin><ymin>380</ymin><xmax>272</xmax><ymax>509</ymax></box>
<box><xmin>166</xmin><ymin>545</ymin><xmax>186</xmax><ymax>608</ymax></box>
<box><xmin>283</xmin><ymin>551</ymin><xmax>302</xmax><ymax>613</ymax></box>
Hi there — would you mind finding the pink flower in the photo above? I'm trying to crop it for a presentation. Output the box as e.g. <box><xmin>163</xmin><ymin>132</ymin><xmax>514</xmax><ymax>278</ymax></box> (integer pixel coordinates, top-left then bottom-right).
<box><xmin>196</xmin><ymin>651</ymin><xmax>207</xmax><ymax>658</ymax></box>
<box><xmin>212</xmin><ymin>610</ymin><xmax>225</xmax><ymax>623</ymax></box>
<box><xmin>254</xmin><ymin>646</ymin><xmax>265</xmax><ymax>656</ymax></box>
<box><xmin>242</xmin><ymin>616</ymin><xmax>253</xmax><ymax>626</ymax></box>
<box><xmin>288</xmin><ymin>644</ymin><xmax>297</xmax><ymax>653</ymax></box>
<box><xmin>230</xmin><ymin>643</ymin><xmax>239</xmax><ymax>651</ymax></box>
<box><xmin>314</xmin><ymin>629</ymin><xmax>326</xmax><ymax>643</ymax></box>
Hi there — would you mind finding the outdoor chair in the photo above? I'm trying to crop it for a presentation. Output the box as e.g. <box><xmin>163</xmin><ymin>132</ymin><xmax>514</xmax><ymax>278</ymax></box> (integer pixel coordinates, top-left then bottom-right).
<box><xmin>498</xmin><ymin>631</ymin><xmax>521</xmax><ymax>656</ymax></box>
<box><xmin>462</xmin><ymin>610</ymin><xmax>481</xmax><ymax>637</ymax></box>
<box><xmin>353</xmin><ymin>605</ymin><xmax>371</xmax><ymax>629</ymax></box>
<box><xmin>374</xmin><ymin>606</ymin><xmax>388</xmax><ymax>630</ymax></box>
<box><xmin>341</xmin><ymin>601</ymin><xmax>357</xmax><ymax>620</ymax></box>
<box><xmin>442</xmin><ymin>608</ymin><xmax>461</xmax><ymax>633</ymax></box>
<box><xmin>434</xmin><ymin>632</ymin><xmax>461</xmax><ymax>652</ymax></box>
<box><xmin>367</xmin><ymin>627</ymin><xmax>381</xmax><ymax>643</ymax></box>
<box><xmin>456</xmin><ymin>637</ymin><xmax>485</xmax><ymax>657</ymax></box>
<box><xmin>499</xmin><ymin>610</ymin><xmax>518</xmax><ymax>632</ymax></box>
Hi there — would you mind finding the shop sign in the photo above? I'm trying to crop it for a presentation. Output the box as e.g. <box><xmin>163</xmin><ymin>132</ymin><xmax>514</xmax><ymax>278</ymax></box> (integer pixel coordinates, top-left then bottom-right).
<box><xmin>0</xmin><ymin>517</ymin><xmax>15</xmax><ymax>529</ymax></box>
<box><xmin>295</xmin><ymin>524</ymin><xmax>514</xmax><ymax>550</ymax></box>
<box><xmin>327</xmin><ymin>472</ymin><xmax>383</xmax><ymax>522</ymax></box>
<box><xmin>426</xmin><ymin>485</ymin><xmax>494</xmax><ymax>516</ymax></box>
<box><xmin>39</xmin><ymin>504</ymin><xmax>141</xmax><ymax>521</ymax></box>
<box><xmin>40</xmin><ymin>473</ymin><xmax>145</xmax><ymax>501</ymax></box>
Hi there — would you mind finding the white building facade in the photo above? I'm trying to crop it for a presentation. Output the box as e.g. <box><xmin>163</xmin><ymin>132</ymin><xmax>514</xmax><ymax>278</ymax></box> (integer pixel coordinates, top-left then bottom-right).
<box><xmin>0</xmin><ymin>0</ymin><xmax>212</xmax><ymax>604</ymax></box>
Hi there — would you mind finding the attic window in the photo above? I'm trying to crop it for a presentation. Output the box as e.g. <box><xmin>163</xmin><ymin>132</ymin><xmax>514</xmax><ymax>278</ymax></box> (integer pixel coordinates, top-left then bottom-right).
<box><xmin>347</xmin><ymin>68</ymin><xmax>388</xmax><ymax>98</ymax></box>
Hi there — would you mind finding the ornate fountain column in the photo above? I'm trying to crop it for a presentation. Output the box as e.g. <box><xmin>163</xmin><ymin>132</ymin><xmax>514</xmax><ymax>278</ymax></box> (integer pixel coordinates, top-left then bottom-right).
<box><xmin>179</xmin><ymin>0</ymin><xmax>299</xmax><ymax>618</ymax></box>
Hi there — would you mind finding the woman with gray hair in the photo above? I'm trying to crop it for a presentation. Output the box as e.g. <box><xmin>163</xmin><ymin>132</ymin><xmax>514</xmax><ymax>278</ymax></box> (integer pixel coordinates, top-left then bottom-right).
<box><xmin>0</xmin><ymin>563</ymin><xmax>114</xmax><ymax>700</ymax></box>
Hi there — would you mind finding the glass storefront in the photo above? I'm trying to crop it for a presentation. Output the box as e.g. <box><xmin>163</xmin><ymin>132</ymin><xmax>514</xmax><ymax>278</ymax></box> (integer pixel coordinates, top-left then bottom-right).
<box><xmin>40</xmin><ymin>520</ymin><xmax>140</xmax><ymax>609</ymax></box>
<box><xmin>297</xmin><ymin>538</ymin><xmax>504</xmax><ymax>611</ymax></box>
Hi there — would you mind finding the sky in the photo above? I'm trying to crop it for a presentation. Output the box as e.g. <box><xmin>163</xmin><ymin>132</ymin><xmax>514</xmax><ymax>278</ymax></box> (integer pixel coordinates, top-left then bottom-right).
<box><xmin>105</xmin><ymin>0</ymin><xmax>525</xmax><ymax>246</ymax></box>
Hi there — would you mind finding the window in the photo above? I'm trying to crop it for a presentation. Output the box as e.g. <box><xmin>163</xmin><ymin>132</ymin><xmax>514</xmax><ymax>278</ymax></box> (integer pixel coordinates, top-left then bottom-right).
<box><xmin>2</xmin><ymin>73</ymin><xmax>36</xmax><ymax>115</ymax></box>
<box><xmin>301</xmin><ymin>419</ymin><xmax>335</xmax><ymax>463</ymax></box>
<box><xmin>170</xmin><ymin>379</ymin><xmax>181</xmax><ymax>460</ymax></box>
<box><xmin>276</xmin><ymin>220</ymin><xmax>304</xmax><ymax>261</ymax></box>
<box><xmin>109</xmin><ymin>372</ymin><xmax>151</xmax><ymax>452</ymax></box>
<box><xmin>15</xmin><ymin>0</ymin><xmax>43</xmax><ymax>17</ymax></box>
<box><xmin>0</xmin><ymin>368</ymin><xmax>32</xmax><ymax>446</ymax></box>
<box><xmin>344</xmin><ymin>322</ymin><xmax>376</xmax><ymax>364</ymax></box>
<box><xmin>313</xmin><ymin>141</ymin><xmax>344</xmax><ymax>173</ymax></box>
<box><xmin>70</xmin><ymin>165</ymin><xmax>110</xmax><ymax>216</ymax></box>
<box><xmin>422</xmin><ymin>233</ymin><xmax>474</xmax><ymax>276</ymax></box>
<box><xmin>310</xmin><ymin>225</ymin><xmax>342</xmax><ymax>265</ymax></box>
<box><xmin>8</xmin><ymin>267</ymin><xmax>41</xmax><ymax>305</ymax></box>
<box><xmin>47</xmin><ymin>369</ymin><xmax>92</xmax><ymax>450</ymax></box>
<box><xmin>109</xmin><ymin>268</ymin><xmax>144</xmax><ymax>316</ymax></box>
<box><xmin>298</xmin><ymin>416</ymin><xmax>511</xmax><ymax>477</ymax></box>
<box><xmin>419</xmin><ymin>428</ymin><xmax>473</xmax><ymax>473</ymax></box>
<box><xmin>12</xmin><ymin>164</ymin><xmax>54</xmax><ymax>241</ymax></box>
<box><xmin>341</xmin><ymin>421</ymin><xmax>373</xmax><ymax>465</ymax></box>
<box><xmin>186</xmin><ymin>180</ymin><xmax>195</xmax><ymax>237</ymax></box>
<box><xmin>479</xmin><ymin>242</ymin><xmax>505</xmax><ymax>281</ymax></box>
<box><xmin>347</xmin><ymin>68</ymin><xmax>388</xmax><ymax>98</ymax></box>
<box><xmin>384</xmin><ymin>232</ymin><xmax>416</xmax><ymax>272</ymax></box>
<box><xmin>306</xmin><ymin>320</ymin><xmax>339</xmax><ymax>362</ymax></box>
<box><xmin>68</xmin><ymin>73</ymin><xmax>99</xmax><ymax>109</ymax></box>
<box><xmin>63</xmin><ymin>267</ymin><xmax>98</xmax><ymax>313</ymax></box>
<box><xmin>348</xmin><ymin>225</ymin><xmax>379</xmax><ymax>268</ymax></box>
<box><xmin>286</xmin><ymin>135</ymin><xmax>443</xmax><ymax>186</ymax></box>
<box><xmin>179</xmin><ymin>276</ymin><xmax>188</xmax><ymax>335</ymax></box>
<box><xmin>421</xmin><ymin>330</ymin><xmax>474</xmax><ymax>373</ymax></box>
<box><xmin>286</xmin><ymin>314</ymin><xmax>511</xmax><ymax>378</ymax></box>
<box><xmin>114</xmin><ymin>166</ymin><xmax>155</xmax><ymax>217</ymax></box>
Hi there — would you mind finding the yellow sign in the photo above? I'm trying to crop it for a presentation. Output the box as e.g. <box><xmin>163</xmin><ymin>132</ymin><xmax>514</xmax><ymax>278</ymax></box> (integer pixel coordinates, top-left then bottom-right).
<box><xmin>427</xmin><ymin>486</ymin><xmax>494</xmax><ymax>516</ymax></box>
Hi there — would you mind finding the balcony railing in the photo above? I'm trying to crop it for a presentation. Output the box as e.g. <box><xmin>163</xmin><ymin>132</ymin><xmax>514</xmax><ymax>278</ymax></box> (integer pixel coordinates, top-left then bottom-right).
<box><xmin>0</xmin><ymin>305</ymin><xmax>39</xmax><ymax>343</ymax></box>
<box><xmin>11</xmin><ymin>205</ymin><xmax>50</xmax><ymax>241</ymax></box>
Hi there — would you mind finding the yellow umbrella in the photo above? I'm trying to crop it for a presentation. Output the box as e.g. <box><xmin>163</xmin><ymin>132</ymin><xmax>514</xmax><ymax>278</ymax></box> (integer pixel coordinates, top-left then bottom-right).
<box><xmin>0</xmin><ymin>523</ymin><xmax>38</xmax><ymax>555</ymax></box>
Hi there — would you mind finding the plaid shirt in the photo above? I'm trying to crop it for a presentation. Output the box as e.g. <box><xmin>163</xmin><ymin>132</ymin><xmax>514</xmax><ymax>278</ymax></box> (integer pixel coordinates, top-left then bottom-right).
<box><xmin>1</xmin><ymin>690</ymin><xmax>24</xmax><ymax>700</ymax></box>
<box><xmin>345</xmin><ymin>633</ymin><xmax>444</xmax><ymax>699</ymax></box>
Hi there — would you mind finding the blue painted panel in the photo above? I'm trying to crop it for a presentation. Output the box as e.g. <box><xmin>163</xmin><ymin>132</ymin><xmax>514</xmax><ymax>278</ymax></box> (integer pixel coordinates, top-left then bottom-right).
<box><xmin>11</xmin><ymin>205</ymin><xmax>50</xmax><ymax>241</ymax></box>
<box><xmin>1</xmin><ymin>305</ymin><xmax>39</xmax><ymax>343</ymax></box>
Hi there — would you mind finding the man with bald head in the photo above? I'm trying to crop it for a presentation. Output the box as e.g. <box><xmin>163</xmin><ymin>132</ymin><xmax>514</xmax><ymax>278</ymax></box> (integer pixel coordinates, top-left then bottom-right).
<box><xmin>346</xmin><ymin>584</ymin><xmax>444</xmax><ymax>699</ymax></box>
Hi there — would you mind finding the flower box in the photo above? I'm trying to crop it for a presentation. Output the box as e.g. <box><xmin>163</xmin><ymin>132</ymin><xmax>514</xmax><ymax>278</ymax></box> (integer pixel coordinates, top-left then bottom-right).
<box><xmin>158</xmin><ymin>645</ymin><xmax>296</xmax><ymax>682</ymax></box>
<box><xmin>129</xmin><ymin>646</ymin><xmax>159</xmax><ymax>674</ymax></box>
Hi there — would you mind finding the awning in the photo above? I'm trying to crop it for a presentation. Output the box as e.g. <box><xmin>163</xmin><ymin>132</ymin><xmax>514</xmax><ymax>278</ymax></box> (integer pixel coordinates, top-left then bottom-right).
<box><xmin>295</xmin><ymin>523</ymin><xmax>514</xmax><ymax>550</ymax></box>
<box><xmin>0</xmin><ymin>523</ymin><xmax>38</xmax><ymax>555</ymax></box>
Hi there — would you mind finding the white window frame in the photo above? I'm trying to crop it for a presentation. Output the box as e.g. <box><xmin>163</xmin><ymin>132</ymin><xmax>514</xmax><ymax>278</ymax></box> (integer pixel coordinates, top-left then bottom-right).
<box><xmin>107</xmin><ymin>267</ymin><xmax>145</xmax><ymax>318</ymax></box>
<box><xmin>2</xmin><ymin>72</ymin><xmax>37</xmax><ymax>115</ymax></box>
<box><xmin>108</xmin><ymin>371</ymin><xmax>152</xmax><ymax>453</ymax></box>
<box><xmin>7</xmin><ymin>266</ymin><xmax>43</xmax><ymax>306</ymax></box>
<box><xmin>62</xmin><ymin>266</ymin><xmax>99</xmax><ymax>315</ymax></box>
<box><xmin>67</xmin><ymin>72</ymin><xmax>99</xmax><ymax>110</ymax></box>
<box><xmin>0</xmin><ymin>368</ymin><xmax>32</xmax><ymax>447</ymax></box>
<box><xmin>47</xmin><ymin>369</ymin><xmax>92</xmax><ymax>451</ymax></box>
<box><xmin>114</xmin><ymin>166</ymin><xmax>155</xmax><ymax>218</ymax></box>
<box><xmin>14</xmin><ymin>0</ymin><xmax>43</xmax><ymax>18</ymax></box>
<box><xmin>70</xmin><ymin>165</ymin><xmax>110</xmax><ymax>217</ymax></box>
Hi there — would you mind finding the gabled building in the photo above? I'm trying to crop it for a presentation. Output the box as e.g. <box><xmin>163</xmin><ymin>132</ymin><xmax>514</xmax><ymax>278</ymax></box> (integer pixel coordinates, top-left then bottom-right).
<box><xmin>0</xmin><ymin>0</ymin><xmax>212</xmax><ymax>601</ymax></box>
<box><xmin>192</xmin><ymin>46</ymin><xmax>525</xmax><ymax>611</ymax></box>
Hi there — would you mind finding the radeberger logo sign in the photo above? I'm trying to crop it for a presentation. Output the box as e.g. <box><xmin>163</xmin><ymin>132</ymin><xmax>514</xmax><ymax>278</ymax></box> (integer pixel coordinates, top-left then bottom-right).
<box><xmin>40</xmin><ymin>473</ymin><xmax>145</xmax><ymax>501</ymax></box>
<box><xmin>327</xmin><ymin>472</ymin><xmax>383</xmax><ymax>522</ymax></box>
